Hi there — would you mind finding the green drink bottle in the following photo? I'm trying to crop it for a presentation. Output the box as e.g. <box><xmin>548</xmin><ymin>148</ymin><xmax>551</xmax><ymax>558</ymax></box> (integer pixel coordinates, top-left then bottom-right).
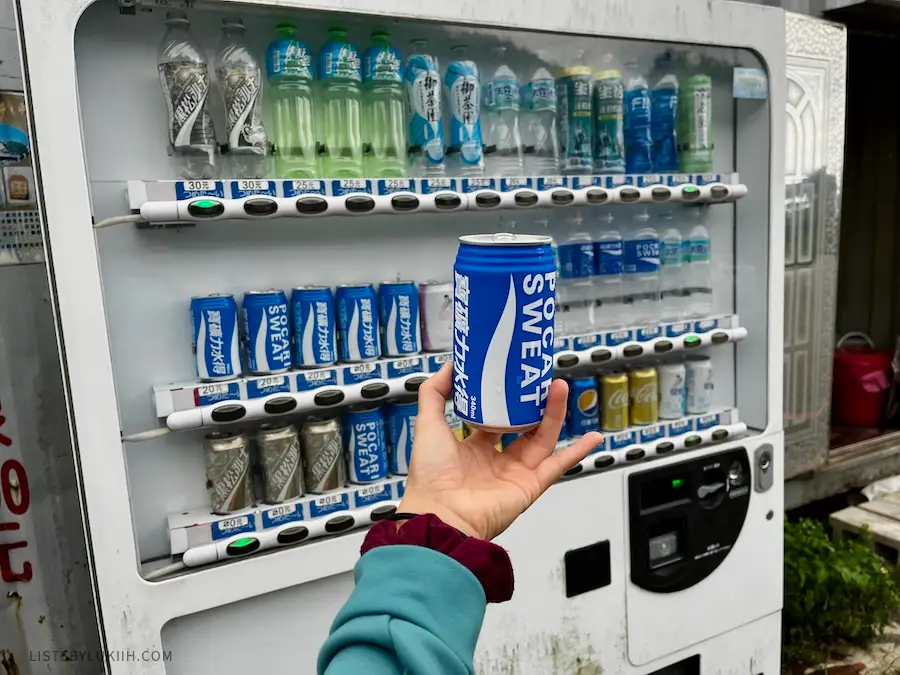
<box><xmin>678</xmin><ymin>74</ymin><xmax>713</xmax><ymax>173</ymax></box>
<box><xmin>266</xmin><ymin>23</ymin><xmax>318</xmax><ymax>178</ymax></box>
<box><xmin>362</xmin><ymin>30</ymin><xmax>407</xmax><ymax>177</ymax></box>
<box><xmin>317</xmin><ymin>27</ymin><xmax>364</xmax><ymax>178</ymax></box>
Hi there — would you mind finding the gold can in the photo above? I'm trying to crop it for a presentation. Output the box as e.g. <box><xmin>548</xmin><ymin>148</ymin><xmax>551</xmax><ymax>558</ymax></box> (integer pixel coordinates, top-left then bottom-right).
<box><xmin>629</xmin><ymin>367</ymin><xmax>659</xmax><ymax>426</ymax></box>
<box><xmin>600</xmin><ymin>372</ymin><xmax>629</xmax><ymax>432</ymax></box>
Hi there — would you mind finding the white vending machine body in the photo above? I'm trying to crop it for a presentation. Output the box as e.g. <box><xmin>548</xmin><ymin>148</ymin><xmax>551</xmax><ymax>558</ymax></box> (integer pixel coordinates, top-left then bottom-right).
<box><xmin>17</xmin><ymin>0</ymin><xmax>784</xmax><ymax>673</ymax></box>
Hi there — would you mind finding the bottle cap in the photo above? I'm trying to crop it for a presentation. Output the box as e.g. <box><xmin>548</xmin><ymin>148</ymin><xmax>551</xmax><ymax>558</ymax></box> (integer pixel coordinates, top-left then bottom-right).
<box><xmin>165</xmin><ymin>10</ymin><xmax>189</xmax><ymax>25</ymax></box>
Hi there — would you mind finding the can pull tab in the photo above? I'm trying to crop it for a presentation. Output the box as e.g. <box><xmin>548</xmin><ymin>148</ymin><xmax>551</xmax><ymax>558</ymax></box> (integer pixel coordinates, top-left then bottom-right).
<box><xmin>492</xmin><ymin>232</ymin><xmax>517</xmax><ymax>243</ymax></box>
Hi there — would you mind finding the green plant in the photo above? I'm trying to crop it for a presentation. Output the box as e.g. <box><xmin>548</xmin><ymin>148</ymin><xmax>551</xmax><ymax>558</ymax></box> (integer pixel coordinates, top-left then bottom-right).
<box><xmin>783</xmin><ymin>518</ymin><xmax>900</xmax><ymax>668</ymax></box>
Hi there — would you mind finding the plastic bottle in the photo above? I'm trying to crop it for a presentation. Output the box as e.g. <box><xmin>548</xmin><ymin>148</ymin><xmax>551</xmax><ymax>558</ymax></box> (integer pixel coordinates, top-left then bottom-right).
<box><xmin>685</xmin><ymin>206</ymin><xmax>713</xmax><ymax>317</ymax></box>
<box><xmin>363</xmin><ymin>30</ymin><xmax>406</xmax><ymax>177</ymax></box>
<box><xmin>444</xmin><ymin>44</ymin><xmax>484</xmax><ymax>177</ymax></box>
<box><xmin>593</xmin><ymin>56</ymin><xmax>625</xmax><ymax>174</ymax></box>
<box><xmin>678</xmin><ymin>52</ymin><xmax>714</xmax><ymax>173</ymax></box>
<box><xmin>624</xmin><ymin>207</ymin><xmax>660</xmax><ymax>326</ymax></box>
<box><xmin>484</xmin><ymin>46</ymin><xmax>524</xmax><ymax>177</ymax></box>
<box><xmin>623</xmin><ymin>60</ymin><xmax>653</xmax><ymax>174</ymax></box>
<box><xmin>266</xmin><ymin>23</ymin><xmax>317</xmax><ymax>179</ymax></box>
<box><xmin>593</xmin><ymin>212</ymin><xmax>625</xmax><ymax>330</ymax></box>
<box><xmin>658</xmin><ymin>208</ymin><xmax>684</xmax><ymax>321</ymax></box>
<box><xmin>158</xmin><ymin>10</ymin><xmax>218</xmax><ymax>179</ymax></box>
<box><xmin>215</xmin><ymin>18</ymin><xmax>271</xmax><ymax>178</ymax></box>
<box><xmin>557</xmin><ymin>210</ymin><xmax>596</xmax><ymax>334</ymax></box>
<box><xmin>405</xmin><ymin>39</ymin><xmax>445</xmax><ymax>177</ymax></box>
<box><xmin>651</xmin><ymin>74</ymin><xmax>679</xmax><ymax>172</ymax></box>
<box><xmin>317</xmin><ymin>27</ymin><xmax>364</xmax><ymax>178</ymax></box>
<box><xmin>522</xmin><ymin>50</ymin><xmax>559</xmax><ymax>176</ymax></box>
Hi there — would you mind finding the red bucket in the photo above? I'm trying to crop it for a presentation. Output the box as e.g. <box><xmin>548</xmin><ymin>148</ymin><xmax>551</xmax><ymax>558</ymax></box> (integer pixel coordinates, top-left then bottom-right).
<box><xmin>832</xmin><ymin>333</ymin><xmax>893</xmax><ymax>428</ymax></box>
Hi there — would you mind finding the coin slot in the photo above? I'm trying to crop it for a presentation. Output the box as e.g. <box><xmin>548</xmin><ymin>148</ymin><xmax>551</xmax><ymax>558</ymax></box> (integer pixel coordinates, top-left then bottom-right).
<box><xmin>564</xmin><ymin>464</ymin><xmax>584</xmax><ymax>477</ymax></box>
<box><xmin>313</xmin><ymin>389</ymin><xmax>345</xmax><ymax>407</ymax></box>
<box><xmin>325</xmin><ymin>515</ymin><xmax>356</xmax><ymax>533</ymax></box>
<box><xmin>651</xmin><ymin>187</ymin><xmax>671</xmax><ymax>201</ymax></box>
<box><xmin>404</xmin><ymin>376</ymin><xmax>427</xmax><ymax>392</ymax></box>
<box><xmin>710</xmin><ymin>185</ymin><xmax>729</xmax><ymax>200</ymax></box>
<box><xmin>556</xmin><ymin>354</ymin><xmax>579</xmax><ymax>368</ymax></box>
<box><xmin>391</xmin><ymin>194</ymin><xmax>420</xmax><ymax>212</ymax></box>
<box><xmin>626</xmin><ymin>448</ymin><xmax>646</xmax><ymax>461</ymax></box>
<box><xmin>551</xmin><ymin>189</ymin><xmax>574</xmax><ymax>205</ymax></box>
<box><xmin>590</xmin><ymin>349</ymin><xmax>613</xmax><ymax>363</ymax></box>
<box><xmin>187</xmin><ymin>199</ymin><xmax>225</xmax><ymax>218</ymax></box>
<box><xmin>370</xmin><ymin>505</ymin><xmax>397</xmax><ymax>521</ymax></box>
<box><xmin>712</xmin><ymin>429</ymin><xmax>729</xmax><ymax>441</ymax></box>
<box><xmin>210</xmin><ymin>403</ymin><xmax>246</xmax><ymax>423</ymax></box>
<box><xmin>619</xmin><ymin>187</ymin><xmax>640</xmax><ymax>203</ymax></box>
<box><xmin>276</xmin><ymin>526</ymin><xmax>309</xmax><ymax>545</ymax></box>
<box><xmin>474</xmin><ymin>192</ymin><xmax>501</xmax><ymax>208</ymax></box>
<box><xmin>243</xmin><ymin>198</ymin><xmax>278</xmax><ymax>216</ymax></box>
<box><xmin>622</xmin><ymin>344</ymin><xmax>643</xmax><ymax>358</ymax></box>
<box><xmin>594</xmin><ymin>454</ymin><xmax>615</xmax><ymax>469</ymax></box>
<box><xmin>296</xmin><ymin>196</ymin><xmax>328</xmax><ymax>215</ymax></box>
<box><xmin>361</xmin><ymin>382</ymin><xmax>390</xmax><ymax>399</ymax></box>
<box><xmin>345</xmin><ymin>196</ymin><xmax>376</xmax><ymax>213</ymax></box>
<box><xmin>586</xmin><ymin>188</ymin><xmax>608</xmax><ymax>204</ymax></box>
<box><xmin>434</xmin><ymin>193</ymin><xmax>462</xmax><ymax>210</ymax></box>
<box><xmin>654</xmin><ymin>340</ymin><xmax>673</xmax><ymax>354</ymax></box>
<box><xmin>656</xmin><ymin>441</ymin><xmax>675</xmax><ymax>454</ymax></box>
<box><xmin>684</xmin><ymin>435</ymin><xmax>703</xmax><ymax>448</ymax></box>
<box><xmin>264</xmin><ymin>397</ymin><xmax>297</xmax><ymax>415</ymax></box>
<box><xmin>711</xmin><ymin>331</ymin><xmax>729</xmax><ymax>344</ymax></box>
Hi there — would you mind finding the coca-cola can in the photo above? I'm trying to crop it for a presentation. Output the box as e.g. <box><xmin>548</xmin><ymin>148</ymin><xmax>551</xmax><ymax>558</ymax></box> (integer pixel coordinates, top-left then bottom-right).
<box><xmin>418</xmin><ymin>281</ymin><xmax>453</xmax><ymax>352</ymax></box>
<box><xmin>256</xmin><ymin>423</ymin><xmax>304</xmax><ymax>503</ymax></box>
<box><xmin>600</xmin><ymin>371</ymin><xmax>629</xmax><ymax>432</ymax></box>
<box><xmin>204</xmin><ymin>431</ymin><xmax>254</xmax><ymax>514</ymax></box>
<box><xmin>629</xmin><ymin>367</ymin><xmax>659</xmax><ymax>426</ymax></box>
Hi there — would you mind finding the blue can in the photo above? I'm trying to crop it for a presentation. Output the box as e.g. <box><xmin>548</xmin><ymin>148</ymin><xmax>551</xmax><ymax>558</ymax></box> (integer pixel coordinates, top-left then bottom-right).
<box><xmin>453</xmin><ymin>233</ymin><xmax>557</xmax><ymax>432</ymax></box>
<box><xmin>241</xmin><ymin>290</ymin><xmax>291</xmax><ymax>374</ymax></box>
<box><xmin>385</xmin><ymin>400</ymin><xmax>417</xmax><ymax>475</ymax></box>
<box><xmin>190</xmin><ymin>294</ymin><xmax>242</xmax><ymax>381</ymax></box>
<box><xmin>379</xmin><ymin>281</ymin><xmax>421</xmax><ymax>357</ymax></box>
<box><xmin>344</xmin><ymin>405</ymin><xmax>389</xmax><ymax>484</ymax></box>
<box><xmin>291</xmin><ymin>286</ymin><xmax>336</xmax><ymax>368</ymax></box>
<box><xmin>336</xmin><ymin>284</ymin><xmax>380</xmax><ymax>362</ymax></box>
<box><xmin>567</xmin><ymin>377</ymin><xmax>600</xmax><ymax>437</ymax></box>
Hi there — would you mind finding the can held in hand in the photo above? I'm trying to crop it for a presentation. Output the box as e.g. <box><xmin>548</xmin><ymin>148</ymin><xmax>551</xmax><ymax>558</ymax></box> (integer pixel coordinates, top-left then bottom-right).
<box><xmin>242</xmin><ymin>290</ymin><xmax>291</xmax><ymax>374</ymax></box>
<box><xmin>686</xmin><ymin>355</ymin><xmax>714</xmax><ymax>414</ymax></box>
<box><xmin>344</xmin><ymin>405</ymin><xmax>390</xmax><ymax>483</ymax></box>
<box><xmin>191</xmin><ymin>294</ymin><xmax>242</xmax><ymax>381</ymax></box>
<box><xmin>567</xmin><ymin>377</ymin><xmax>599</xmax><ymax>437</ymax></box>
<box><xmin>291</xmin><ymin>286</ymin><xmax>336</xmax><ymax>368</ymax></box>
<box><xmin>658</xmin><ymin>361</ymin><xmax>687</xmax><ymax>420</ymax></box>
<box><xmin>379</xmin><ymin>281</ymin><xmax>421</xmax><ymax>357</ymax></box>
<box><xmin>420</xmin><ymin>281</ymin><xmax>453</xmax><ymax>351</ymax></box>
<box><xmin>204</xmin><ymin>431</ymin><xmax>254</xmax><ymax>514</ymax></box>
<box><xmin>336</xmin><ymin>284</ymin><xmax>380</xmax><ymax>362</ymax></box>
<box><xmin>453</xmin><ymin>232</ymin><xmax>557</xmax><ymax>432</ymax></box>
<box><xmin>385</xmin><ymin>399</ymin><xmax>417</xmax><ymax>475</ymax></box>
<box><xmin>256</xmin><ymin>423</ymin><xmax>304</xmax><ymax>503</ymax></box>
<box><xmin>600</xmin><ymin>371</ymin><xmax>629</xmax><ymax>431</ymax></box>
<box><xmin>629</xmin><ymin>367</ymin><xmax>659</xmax><ymax>426</ymax></box>
<box><xmin>300</xmin><ymin>416</ymin><xmax>345</xmax><ymax>493</ymax></box>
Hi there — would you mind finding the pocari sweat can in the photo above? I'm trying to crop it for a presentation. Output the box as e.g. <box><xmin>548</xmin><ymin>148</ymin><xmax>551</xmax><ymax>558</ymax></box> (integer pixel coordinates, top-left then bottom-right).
<box><xmin>452</xmin><ymin>233</ymin><xmax>557</xmax><ymax>432</ymax></box>
<box><xmin>241</xmin><ymin>290</ymin><xmax>291</xmax><ymax>374</ymax></box>
<box><xmin>290</xmin><ymin>285</ymin><xmax>336</xmax><ymax>368</ymax></box>
<box><xmin>378</xmin><ymin>281</ymin><xmax>421</xmax><ymax>356</ymax></box>
<box><xmin>191</xmin><ymin>294</ymin><xmax>242</xmax><ymax>381</ymax></box>
<box><xmin>336</xmin><ymin>284</ymin><xmax>380</xmax><ymax>362</ymax></box>
<box><xmin>344</xmin><ymin>405</ymin><xmax>389</xmax><ymax>484</ymax></box>
<box><xmin>386</xmin><ymin>399</ymin><xmax>417</xmax><ymax>475</ymax></box>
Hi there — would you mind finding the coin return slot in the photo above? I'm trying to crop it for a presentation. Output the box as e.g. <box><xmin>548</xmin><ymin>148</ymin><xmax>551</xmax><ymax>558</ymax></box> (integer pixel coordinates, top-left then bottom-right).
<box><xmin>626</xmin><ymin>448</ymin><xmax>646</xmax><ymax>461</ymax></box>
<box><xmin>276</xmin><ymin>526</ymin><xmax>309</xmax><ymax>545</ymax></box>
<box><xmin>684</xmin><ymin>435</ymin><xmax>703</xmax><ymax>448</ymax></box>
<box><xmin>556</xmin><ymin>354</ymin><xmax>579</xmax><ymax>368</ymax></box>
<box><xmin>651</xmin><ymin>187</ymin><xmax>671</xmax><ymax>201</ymax></box>
<box><xmin>404</xmin><ymin>376</ymin><xmax>427</xmax><ymax>392</ymax></box>
<box><xmin>594</xmin><ymin>455</ymin><xmax>615</xmax><ymax>469</ymax></box>
<box><xmin>712</xmin><ymin>429</ymin><xmax>729</xmax><ymax>441</ymax></box>
<box><xmin>711</xmin><ymin>331</ymin><xmax>728</xmax><ymax>344</ymax></box>
<box><xmin>514</xmin><ymin>191</ymin><xmax>538</xmax><ymax>207</ymax></box>
<box><xmin>564</xmin><ymin>464</ymin><xmax>584</xmax><ymax>477</ymax></box>
<box><xmin>591</xmin><ymin>349</ymin><xmax>613</xmax><ymax>363</ymax></box>
<box><xmin>296</xmin><ymin>196</ymin><xmax>328</xmax><ymax>215</ymax></box>
<box><xmin>656</xmin><ymin>441</ymin><xmax>675</xmax><ymax>454</ymax></box>
<box><xmin>313</xmin><ymin>389</ymin><xmax>345</xmax><ymax>407</ymax></box>
<box><xmin>390</xmin><ymin>195</ymin><xmax>419</xmax><ymax>212</ymax></box>
<box><xmin>654</xmin><ymin>340</ymin><xmax>673</xmax><ymax>353</ymax></box>
<box><xmin>710</xmin><ymin>185</ymin><xmax>729</xmax><ymax>200</ymax></box>
<box><xmin>264</xmin><ymin>397</ymin><xmax>297</xmax><ymax>415</ymax></box>
<box><xmin>210</xmin><ymin>403</ymin><xmax>246</xmax><ymax>423</ymax></box>
<box><xmin>622</xmin><ymin>345</ymin><xmax>643</xmax><ymax>358</ymax></box>
<box><xmin>325</xmin><ymin>515</ymin><xmax>356</xmax><ymax>533</ymax></box>
<box><xmin>370</xmin><ymin>505</ymin><xmax>397</xmax><ymax>521</ymax></box>
<box><xmin>551</xmin><ymin>189</ymin><xmax>574</xmax><ymax>205</ymax></box>
<box><xmin>243</xmin><ymin>198</ymin><xmax>278</xmax><ymax>216</ymax></box>
<box><xmin>474</xmin><ymin>192</ymin><xmax>501</xmax><ymax>208</ymax></box>
<box><xmin>434</xmin><ymin>193</ymin><xmax>462</xmax><ymax>210</ymax></box>
<box><xmin>187</xmin><ymin>199</ymin><xmax>225</xmax><ymax>218</ymax></box>
<box><xmin>586</xmin><ymin>188</ymin><xmax>608</xmax><ymax>204</ymax></box>
<box><xmin>361</xmin><ymin>382</ymin><xmax>390</xmax><ymax>399</ymax></box>
<box><xmin>345</xmin><ymin>196</ymin><xmax>376</xmax><ymax>213</ymax></box>
<box><xmin>619</xmin><ymin>187</ymin><xmax>640</xmax><ymax>203</ymax></box>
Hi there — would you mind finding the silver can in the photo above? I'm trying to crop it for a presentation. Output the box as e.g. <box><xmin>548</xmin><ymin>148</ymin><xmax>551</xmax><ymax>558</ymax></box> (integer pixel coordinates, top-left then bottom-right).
<box><xmin>657</xmin><ymin>362</ymin><xmax>686</xmax><ymax>420</ymax></box>
<box><xmin>204</xmin><ymin>431</ymin><xmax>254</xmax><ymax>514</ymax></box>
<box><xmin>256</xmin><ymin>423</ymin><xmax>304</xmax><ymax>503</ymax></box>
<box><xmin>418</xmin><ymin>281</ymin><xmax>453</xmax><ymax>352</ymax></box>
<box><xmin>300</xmin><ymin>416</ymin><xmax>346</xmax><ymax>493</ymax></box>
<box><xmin>685</xmin><ymin>356</ymin><xmax>714</xmax><ymax>414</ymax></box>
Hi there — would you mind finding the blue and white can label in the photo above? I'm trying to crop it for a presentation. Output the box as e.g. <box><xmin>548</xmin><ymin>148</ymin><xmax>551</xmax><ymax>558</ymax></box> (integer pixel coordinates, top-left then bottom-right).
<box><xmin>378</xmin><ymin>282</ymin><xmax>421</xmax><ymax>357</ymax></box>
<box><xmin>453</xmin><ymin>233</ymin><xmax>557</xmax><ymax>431</ymax></box>
<box><xmin>291</xmin><ymin>286</ymin><xmax>336</xmax><ymax>368</ymax></box>
<box><xmin>445</xmin><ymin>57</ymin><xmax>483</xmax><ymax>168</ymax></box>
<box><xmin>191</xmin><ymin>294</ymin><xmax>242</xmax><ymax>381</ymax></box>
<box><xmin>405</xmin><ymin>51</ymin><xmax>444</xmax><ymax>167</ymax></box>
<box><xmin>385</xmin><ymin>400</ymin><xmax>417</xmax><ymax>475</ymax></box>
<box><xmin>241</xmin><ymin>291</ymin><xmax>291</xmax><ymax>375</ymax></box>
<box><xmin>336</xmin><ymin>285</ymin><xmax>380</xmax><ymax>362</ymax></box>
<box><xmin>344</xmin><ymin>406</ymin><xmax>390</xmax><ymax>483</ymax></box>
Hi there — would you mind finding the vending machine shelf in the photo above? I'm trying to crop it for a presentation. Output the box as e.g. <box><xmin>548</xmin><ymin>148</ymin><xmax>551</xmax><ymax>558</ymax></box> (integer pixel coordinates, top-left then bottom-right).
<box><xmin>120</xmin><ymin>173</ymin><xmax>746</xmax><ymax>226</ymax></box>
<box><xmin>146</xmin><ymin>314</ymin><xmax>745</xmax><ymax>436</ymax></box>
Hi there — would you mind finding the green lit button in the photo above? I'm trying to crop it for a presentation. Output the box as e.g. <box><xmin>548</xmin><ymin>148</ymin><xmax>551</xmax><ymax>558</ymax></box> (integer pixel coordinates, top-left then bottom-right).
<box><xmin>682</xmin><ymin>185</ymin><xmax>701</xmax><ymax>200</ymax></box>
<box><xmin>225</xmin><ymin>537</ymin><xmax>260</xmax><ymax>556</ymax></box>
<box><xmin>683</xmin><ymin>335</ymin><xmax>702</xmax><ymax>348</ymax></box>
<box><xmin>187</xmin><ymin>199</ymin><xmax>225</xmax><ymax>218</ymax></box>
<box><xmin>672</xmin><ymin>478</ymin><xmax>684</xmax><ymax>488</ymax></box>
<box><xmin>684</xmin><ymin>435</ymin><xmax>703</xmax><ymax>448</ymax></box>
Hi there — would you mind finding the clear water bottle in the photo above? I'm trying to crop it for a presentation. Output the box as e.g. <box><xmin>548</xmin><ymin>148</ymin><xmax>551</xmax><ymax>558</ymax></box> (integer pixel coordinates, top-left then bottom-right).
<box><xmin>658</xmin><ymin>209</ymin><xmax>685</xmax><ymax>321</ymax></box>
<box><xmin>522</xmin><ymin>50</ymin><xmax>559</xmax><ymax>175</ymax></box>
<box><xmin>266</xmin><ymin>23</ymin><xmax>317</xmax><ymax>179</ymax></box>
<box><xmin>557</xmin><ymin>210</ymin><xmax>596</xmax><ymax>335</ymax></box>
<box><xmin>444</xmin><ymin>44</ymin><xmax>484</xmax><ymax>177</ymax></box>
<box><xmin>623</xmin><ymin>60</ymin><xmax>653</xmax><ymax>174</ymax></box>
<box><xmin>593</xmin><ymin>212</ymin><xmax>625</xmax><ymax>330</ymax></box>
<box><xmin>484</xmin><ymin>46</ymin><xmax>524</xmax><ymax>176</ymax></box>
<box><xmin>685</xmin><ymin>206</ymin><xmax>713</xmax><ymax>317</ymax></box>
<box><xmin>317</xmin><ymin>27</ymin><xmax>364</xmax><ymax>178</ymax></box>
<box><xmin>216</xmin><ymin>18</ymin><xmax>271</xmax><ymax>178</ymax></box>
<box><xmin>624</xmin><ymin>207</ymin><xmax>661</xmax><ymax>325</ymax></box>
<box><xmin>363</xmin><ymin>30</ymin><xmax>406</xmax><ymax>177</ymax></box>
<box><xmin>534</xmin><ymin>215</ymin><xmax>563</xmax><ymax>335</ymax></box>
<box><xmin>158</xmin><ymin>11</ymin><xmax>217</xmax><ymax>179</ymax></box>
<box><xmin>405</xmin><ymin>39</ymin><xmax>445</xmax><ymax>177</ymax></box>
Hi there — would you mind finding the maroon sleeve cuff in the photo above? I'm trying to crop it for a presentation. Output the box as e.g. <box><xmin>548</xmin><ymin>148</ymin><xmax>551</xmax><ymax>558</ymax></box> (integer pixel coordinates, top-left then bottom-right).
<box><xmin>361</xmin><ymin>514</ymin><xmax>514</xmax><ymax>603</ymax></box>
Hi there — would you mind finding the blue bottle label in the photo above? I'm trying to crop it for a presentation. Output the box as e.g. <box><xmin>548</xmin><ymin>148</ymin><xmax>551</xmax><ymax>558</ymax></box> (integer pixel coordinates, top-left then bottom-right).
<box><xmin>624</xmin><ymin>238</ymin><xmax>660</xmax><ymax>274</ymax></box>
<box><xmin>559</xmin><ymin>73</ymin><xmax>593</xmax><ymax>171</ymax></box>
<box><xmin>266</xmin><ymin>39</ymin><xmax>313</xmax><ymax>80</ymax></box>
<box><xmin>680</xmin><ymin>238</ymin><xmax>692</xmax><ymax>264</ymax></box>
<box><xmin>523</xmin><ymin>78</ymin><xmax>556</xmax><ymax>112</ymax></box>
<box><xmin>318</xmin><ymin>41</ymin><xmax>361</xmax><ymax>81</ymax></box>
<box><xmin>597</xmin><ymin>240</ymin><xmax>623</xmax><ymax>275</ymax></box>
<box><xmin>623</xmin><ymin>86</ymin><xmax>651</xmax><ymax>130</ymax></box>
<box><xmin>363</xmin><ymin>44</ymin><xmax>403</xmax><ymax>83</ymax></box>
<box><xmin>558</xmin><ymin>242</ymin><xmax>595</xmax><ymax>279</ymax></box>
<box><xmin>485</xmin><ymin>76</ymin><xmax>520</xmax><ymax>111</ymax></box>
<box><xmin>405</xmin><ymin>55</ymin><xmax>444</xmax><ymax>165</ymax></box>
<box><xmin>691</xmin><ymin>238</ymin><xmax>711</xmax><ymax>262</ymax></box>
<box><xmin>651</xmin><ymin>83</ymin><xmax>679</xmax><ymax>172</ymax></box>
<box><xmin>445</xmin><ymin>60</ymin><xmax>483</xmax><ymax>166</ymax></box>
<box><xmin>593</xmin><ymin>75</ymin><xmax>625</xmax><ymax>173</ymax></box>
<box><xmin>661</xmin><ymin>240</ymin><xmax>681</xmax><ymax>266</ymax></box>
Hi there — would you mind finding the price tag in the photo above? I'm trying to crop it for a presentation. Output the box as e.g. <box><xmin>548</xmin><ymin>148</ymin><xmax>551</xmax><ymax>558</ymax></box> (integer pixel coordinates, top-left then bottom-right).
<box><xmin>246</xmin><ymin>375</ymin><xmax>290</xmax><ymax>399</ymax></box>
<box><xmin>283</xmin><ymin>179</ymin><xmax>326</xmax><ymax>197</ymax></box>
<box><xmin>499</xmin><ymin>177</ymin><xmax>530</xmax><ymax>192</ymax></box>
<box><xmin>230</xmin><ymin>180</ymin><xmax>276</xmax><ymax>198</ymax></box>
<box><xmin>194</xmin><ymin>381</ymin><xmax>240</xmax><ymax>406</ymax></box>
<box><xmin>353</xmin><ymin>483</ymin><xmax>391</xmax><ymax>507</ymax></box>
<box><xmin>341</xmin><ymin>362</ymin><xmax>383</xmax><ymax>384</ymax></box>
<box><xmin>609</xmin><ymin>431</ymin><xmax>635</xmax><ymax>450</ymax></box>
<box><xmin>462</xmin><ymin>177</ymin><xmax>496</xmax><ymax>193</ymax></box>
<box><xmin>308</xmin><ymin>492</ymin><xmax>350</xmax><ymax>518</ymax></box>
<box><xmin>696</xmin><ymin>414</ymin><xmax>718</xmax><ymax>431</ymax></box>
<box><xmin>295</xmin><ymin>369</ymin><xmax>338</xmax><ymax>392</ymax></box>
<box><xmin>386</xmin><ymin>357</ymin><xmax>423</xmax><ymax>378</ymax></box>
<box><xmin>733</xmin><ymin>67</ymin><xmax>768</xmax><ymax>100</ymax></box>
<box><xmin>377</xmin><ymin>178</ymin><xmax>412</xmax><ymax>195</ymax></box>
<box><xmin>604</xmin><ymin>175</ymin><xmax>632</xmax><ymax>188</ymax></box>
<box><xmin>426</xmin><ymin>353</ymin><xmax>451</xmax><ymax>372</ymax></box>
<box><xmin>669</xmin><ymin>418</ymin><xmax>694</xmax><ymax>436</ymax></box>
<box><xmin>330</xmin><ymin>179</ymin><xmax>372</xmax><ymax>196</ymax></box>
<box><xmin>605</xmin><ymin>329</ymin><xmax>634</xmax><ymax>346</ymax></box>
<box><xmin>211</xmin><ymin>514</ymin><xmax>255</xmax><ymax>540</ymax></box>
<box><xmin>536</xmin><ymin>176</ymin><xmax>565</xmax><ymax>190</ymax></box>
<box><xmin>417</xmin><ymin>177</ymin><xmax>456</xmax><ymax>194</ymax></box>
<box><xmin>175</xmin><ymin>180</ymin><xmax>225</xmax><ymax>200</ymax></box>
<box><xmin>260</xmin><ymin>503</ymin><xmax>304</xmax><ymax>528</ymax></box>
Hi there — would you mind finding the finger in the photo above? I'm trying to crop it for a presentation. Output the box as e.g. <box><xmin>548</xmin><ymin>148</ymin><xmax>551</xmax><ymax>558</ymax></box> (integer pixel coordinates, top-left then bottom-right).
<box><xmin>509</xmin><ymin>379</ymin><xmax>569</xmax><ymax>468</ymax></box>
<box><xmin>467</xmin><ymin>429</ymin><xmax>502</xmax><ymax>449</ymax></box>
<box><xmin>534</xmin><ymin>432</ymin><xmax>603</xmax><ymax>491</ymax></box>
<box><xmin>417</xmin><ymin>362</ymin><xmax>452</xmax><ymax>422</ymax></box>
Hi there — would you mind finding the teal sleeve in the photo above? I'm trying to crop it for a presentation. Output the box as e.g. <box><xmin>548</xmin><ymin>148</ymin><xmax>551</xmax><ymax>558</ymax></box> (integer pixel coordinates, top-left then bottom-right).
<box><xmin>317</xmin><ymin>545</ymin><xmax>487</xmax><ymax>675</ymax></box>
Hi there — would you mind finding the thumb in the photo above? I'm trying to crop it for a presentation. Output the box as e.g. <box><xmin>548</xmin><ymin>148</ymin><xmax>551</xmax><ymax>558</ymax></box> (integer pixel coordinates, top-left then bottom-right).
<box><xmin>417</xmin><ymin>362</ymin><xmax>452</xmax><ymax>422</ymax></box>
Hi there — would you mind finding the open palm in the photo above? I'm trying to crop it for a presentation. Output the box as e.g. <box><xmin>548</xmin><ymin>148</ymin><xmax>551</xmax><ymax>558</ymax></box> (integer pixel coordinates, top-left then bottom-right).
<box><xmin>398</xmin><ymin>363</ymin><xmax>602</xmax><ymax>541</ymax></box>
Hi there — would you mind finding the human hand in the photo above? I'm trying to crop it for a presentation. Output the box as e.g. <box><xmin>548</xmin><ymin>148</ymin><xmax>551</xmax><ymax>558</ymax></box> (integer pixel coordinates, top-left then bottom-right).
<box><xmin>397</xmin><ymin>363</ymin><xmax>603</xmax><ymax>541</ymax></box>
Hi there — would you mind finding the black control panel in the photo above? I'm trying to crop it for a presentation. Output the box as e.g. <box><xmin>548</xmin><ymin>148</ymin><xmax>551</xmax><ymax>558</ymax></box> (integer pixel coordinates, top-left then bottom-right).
<box><xmin>629</xmin><ymin>447</ymin><xmax>751</xmax><ymax>593</ymax></box>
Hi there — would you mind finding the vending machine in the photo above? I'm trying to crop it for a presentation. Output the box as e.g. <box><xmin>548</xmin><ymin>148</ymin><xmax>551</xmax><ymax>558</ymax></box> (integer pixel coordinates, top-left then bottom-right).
<box><xmin>16</xmin><ymin>0</ymin><xmax>785</xmax><ymax>673</ymax></box>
